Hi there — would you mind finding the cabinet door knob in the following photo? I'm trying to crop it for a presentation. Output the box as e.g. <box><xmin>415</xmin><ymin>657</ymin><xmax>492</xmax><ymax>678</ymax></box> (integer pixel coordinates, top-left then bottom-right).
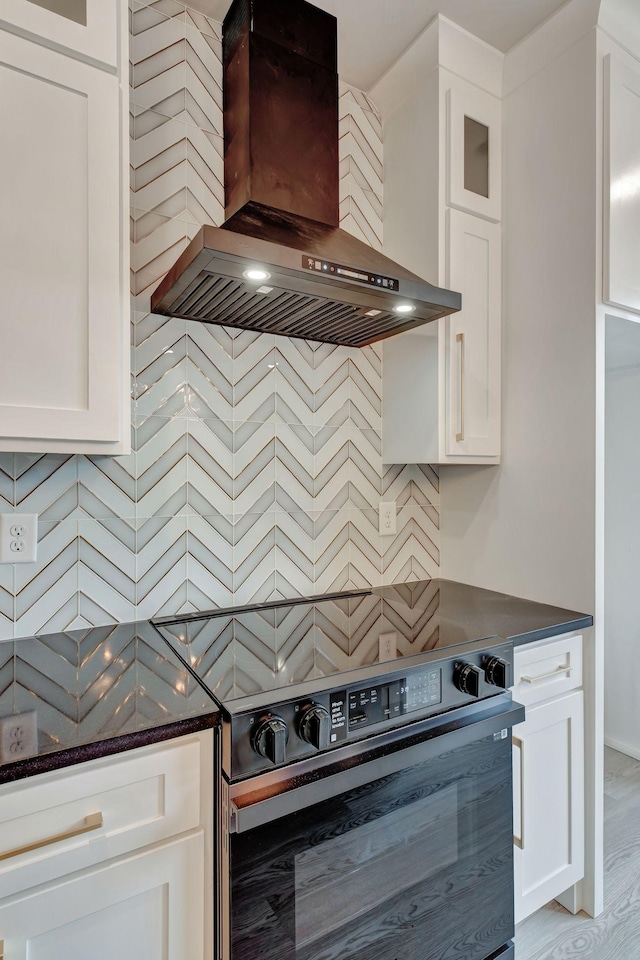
<box><xmin>0</xmin><ymin>812</ymin><xmax>103</xmax><ymax>863</ymax></box>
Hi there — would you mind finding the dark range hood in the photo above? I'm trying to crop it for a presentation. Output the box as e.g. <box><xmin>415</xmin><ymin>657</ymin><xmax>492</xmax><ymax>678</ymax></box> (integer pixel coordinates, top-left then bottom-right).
<box><xmin>151</xmin><ymin>0</ymin><xmax>461</xmax><ymax>348</ymax></box>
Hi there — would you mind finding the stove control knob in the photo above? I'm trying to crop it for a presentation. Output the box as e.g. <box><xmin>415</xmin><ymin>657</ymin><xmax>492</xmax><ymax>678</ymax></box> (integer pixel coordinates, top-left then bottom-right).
<box><xmin>299</xmin><ymin>703</ymin><xmax>331</xmax><ymax>751</ymax></box>
<box><xmin>453</xmin><ymin>662</ymin><xmax>481</xmax><ymax>698</ymax></box>
<box><xmin>251</xmin><ymin>715</ymin><xmax>289</xmax><ymax>765</ymax></box>
<box><xmin>483</xmin><ymin>656</ymin><xmax>509</xmax><ymax>689</ymax></box>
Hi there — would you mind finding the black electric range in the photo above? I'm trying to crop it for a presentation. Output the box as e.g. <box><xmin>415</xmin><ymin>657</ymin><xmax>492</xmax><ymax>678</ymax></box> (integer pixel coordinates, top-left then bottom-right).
<box><xmin>154</xmin><ymin>579</ymin><xmax>528</xmax><ymax>960</ymax></box>
<box><xmin>153</xmin><ymin>579</ymin><xmax>522</xmax><ymax>781</ymax></box>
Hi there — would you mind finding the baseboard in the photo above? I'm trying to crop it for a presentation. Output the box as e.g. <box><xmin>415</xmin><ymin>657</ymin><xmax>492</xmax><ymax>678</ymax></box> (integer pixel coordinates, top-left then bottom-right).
<box><xmin>604</xmin><ymin>735</ymin><xmax>640</xmax><ymax>762</ymax></box>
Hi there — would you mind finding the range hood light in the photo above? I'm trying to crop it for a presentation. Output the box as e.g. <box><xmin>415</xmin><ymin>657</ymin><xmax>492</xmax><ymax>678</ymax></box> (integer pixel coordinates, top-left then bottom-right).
<box><xmin>243</xmin><ymin>268</ymin><xmax>272</xmax><ymax>282</ymax></box>
<box><xmin>393</xmin><ymin>304</ymin><xmax>416</xmax><ymax>314</ymax></box>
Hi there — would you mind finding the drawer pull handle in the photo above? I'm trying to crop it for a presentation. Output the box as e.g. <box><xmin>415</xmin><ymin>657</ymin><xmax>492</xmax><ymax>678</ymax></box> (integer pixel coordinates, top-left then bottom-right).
<box><xmin>521</xmin><ymin>665</ymin><xmax>573</xmax><ymax>684</ymax></box>
<box><xmin>0</xmin><ymin>812</ymin><xmax>103</xmax><ymax>863</ymax></box>
<box><xmin>513</xmin><ymin>735</ymin><xmax>525</xmax><ymax>850</ymax></box>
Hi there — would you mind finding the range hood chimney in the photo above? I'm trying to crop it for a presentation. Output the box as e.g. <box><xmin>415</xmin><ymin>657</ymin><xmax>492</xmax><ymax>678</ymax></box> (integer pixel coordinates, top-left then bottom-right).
<box><xmin>150</xmin><ymin>0</ymin><xmax>461</xmax><ymax>347</ymax></box>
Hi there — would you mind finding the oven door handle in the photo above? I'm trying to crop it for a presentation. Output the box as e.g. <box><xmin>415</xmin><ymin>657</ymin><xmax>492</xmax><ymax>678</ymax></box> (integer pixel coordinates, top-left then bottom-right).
<box><xmin>229</xmin><ymin>698</ymin><xmax>525</xmax><ymax>834</ymax></box>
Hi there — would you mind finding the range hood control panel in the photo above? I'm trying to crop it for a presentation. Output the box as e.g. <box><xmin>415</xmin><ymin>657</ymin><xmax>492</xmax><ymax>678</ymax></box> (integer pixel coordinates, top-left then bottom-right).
<box><xmin>303</xmin><ymin>256</ymin><xmax>399</xmax><ymax>291</ymax></box>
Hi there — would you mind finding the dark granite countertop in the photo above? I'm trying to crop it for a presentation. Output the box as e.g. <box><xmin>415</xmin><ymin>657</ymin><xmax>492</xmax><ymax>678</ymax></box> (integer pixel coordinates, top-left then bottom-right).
<box><xmin>0</xmin><ymin>620</ymin><xmax>218</xmax><ymax>784</ymax></box>
<box><xmin>0</xmin><ymin>579</ymin><xmax>591</xmax><ymax>785</ymax></box>
<box><xmin>374</xmin><ymin>579</ymin><xmax>593</xmax><ymax>647</ymax></box>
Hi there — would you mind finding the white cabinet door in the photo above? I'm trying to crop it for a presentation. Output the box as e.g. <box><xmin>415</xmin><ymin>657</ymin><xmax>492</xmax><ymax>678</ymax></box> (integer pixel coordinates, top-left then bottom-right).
<box><xmin>0</xmin><ymin>0</ymin><xmax>118</xmax><ymax>70</ymax></box>
<box><xmin>0</xmin><ymin>833</ymin><xmax>205</xmax><ymax>960</ymax></box>
<box><xmin>382</xmin><ymin>210</ymin><xmax>501</xmax><ymax>464</ymax></box>
<box><xmin>604</xmin><ymin>54</ymin><xmax>640</xmax><ymax>314</ymax></box>
<box><xmin>447</xmin><ymin>85</ymin><xmax>502</xmax><ymax>222</ymax></box>
<box><xmin>0</xmin><ymin>30</ymin><xmax>128</xmax><ymax>452</ymax></box>
<box><xmin>513</xmin><ymin>690</ymin><xmax>584</xmax><ymax>924</ymax></box>
<box><xmin>445</xmin><ymin>209</ymin><xmax>501</xmax><ymax>458</ymax></box>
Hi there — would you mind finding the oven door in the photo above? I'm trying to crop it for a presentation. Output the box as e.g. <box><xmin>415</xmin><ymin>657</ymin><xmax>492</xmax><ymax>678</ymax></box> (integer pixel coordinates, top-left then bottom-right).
<box><xmin>222</xmin><ymin>696</ymin><xmax>524</xmax><ymax>960</ymax></box>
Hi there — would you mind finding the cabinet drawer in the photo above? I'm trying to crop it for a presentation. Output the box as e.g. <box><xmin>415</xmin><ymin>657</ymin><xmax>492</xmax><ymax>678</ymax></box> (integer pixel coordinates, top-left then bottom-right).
<box><xmin>0</xmin><ymin>735</ymin><xmax>204</xmax><ymax>899</ymax></box>
<box><xmin>512</xmin><ymin>634</ymin><xmax>582</xmax><ymax>706</ymax></box>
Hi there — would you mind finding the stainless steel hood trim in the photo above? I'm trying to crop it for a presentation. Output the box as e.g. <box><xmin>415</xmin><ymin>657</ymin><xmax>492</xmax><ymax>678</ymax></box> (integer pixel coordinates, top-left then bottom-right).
<box><xmin>151</xmin><ymin>222</ymin><xmax>461</xmax><ymax>347</ymax></box>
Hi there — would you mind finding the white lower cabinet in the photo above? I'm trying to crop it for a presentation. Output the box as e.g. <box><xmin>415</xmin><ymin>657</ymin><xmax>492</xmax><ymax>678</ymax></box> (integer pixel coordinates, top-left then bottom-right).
<box><xmin>0</xmin><ymin>834</ymin><xmax>204</xmax><ymax>960</ymax></box>
<box><xmin>0</xmin><ymin>733</ymin><xmax>213</xmax><ymax>960</ymax></box>
<box><xmin>512</xmin><ymin>637</ymin><xmax>585</xmax><ymax>924</ymax></box>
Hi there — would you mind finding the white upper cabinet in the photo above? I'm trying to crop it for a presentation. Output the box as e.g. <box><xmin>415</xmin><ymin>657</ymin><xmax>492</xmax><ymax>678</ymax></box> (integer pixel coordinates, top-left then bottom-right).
<box><xmin>0</xmin><ymin>0</ymin><xmax>129</xmax><ymax>454</ymax></box>
<box><xmin>375</xmin><ymin>17</ymin><xmax>503</xmax><ymax>465</ymax></box>
<box><xmin>604</xmin><ymin>54</ymin><xmax>640</xmax><ymax>314</ymax></box>
<box><xmin>0</xmin><ymin>0</ymin><xmax>118</xmax><ymax>69</ymax></box>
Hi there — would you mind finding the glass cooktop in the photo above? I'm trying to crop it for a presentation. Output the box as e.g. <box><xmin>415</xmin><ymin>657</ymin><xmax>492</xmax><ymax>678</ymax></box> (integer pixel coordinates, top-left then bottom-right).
<box><xmin>152</xmin><ymin>580</ymin><xmax>510</xmax><ymax>708</ymax></box>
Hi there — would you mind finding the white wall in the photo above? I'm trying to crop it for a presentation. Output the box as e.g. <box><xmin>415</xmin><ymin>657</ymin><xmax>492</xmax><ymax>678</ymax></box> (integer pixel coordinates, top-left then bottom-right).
<box><xmin>604</xmin><ymin>318</ymin><xmax>640</xmax><ymax>757</ymax></box>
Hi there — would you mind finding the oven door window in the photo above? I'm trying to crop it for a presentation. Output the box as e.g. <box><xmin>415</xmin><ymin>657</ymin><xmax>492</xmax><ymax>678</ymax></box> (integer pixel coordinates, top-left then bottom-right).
<box><xmin>230</xmin><ymin>731</ymin><xmax>513</xmax><ymax>960</ymax></box>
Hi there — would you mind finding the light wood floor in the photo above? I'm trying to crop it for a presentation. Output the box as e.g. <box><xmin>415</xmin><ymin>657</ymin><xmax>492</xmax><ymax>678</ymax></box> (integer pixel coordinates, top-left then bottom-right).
<box><xmin>516</xmin><ymin>746</ymin><xmax>640</xmax><ymax>959</ymax></box>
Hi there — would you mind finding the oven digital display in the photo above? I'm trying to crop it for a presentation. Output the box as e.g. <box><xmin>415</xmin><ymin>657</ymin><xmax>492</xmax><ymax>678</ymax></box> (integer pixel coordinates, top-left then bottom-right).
<box><xmin>347</xmin><ymin>680</ymin><xmax>404</xmax><ymax>731</ymax></box>
<box><xmin>329</xmin><ymin>669</ymin><xmax>443</xmax><ymax>742</ymax></box>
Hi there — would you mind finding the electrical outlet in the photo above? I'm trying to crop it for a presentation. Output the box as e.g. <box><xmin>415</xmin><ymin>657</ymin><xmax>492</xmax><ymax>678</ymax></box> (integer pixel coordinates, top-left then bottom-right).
<box><xmin>378</xmin><ymin>501</ymin><xmax>397</xmax><ymax>536</ymax></box>
<box><xmin>0</xmin><ymin>711</ymin><xmax>38</xmax><ymax>762</ymax></box>
<box><xmin>379</xmin><ymin>632</ymin><xmax>397</xmax><ymax>661</ymax></box>
<box><xmin>0</xmin><ymin>513</ymin><xmax>38</xmax><ymax>563</ymax></box>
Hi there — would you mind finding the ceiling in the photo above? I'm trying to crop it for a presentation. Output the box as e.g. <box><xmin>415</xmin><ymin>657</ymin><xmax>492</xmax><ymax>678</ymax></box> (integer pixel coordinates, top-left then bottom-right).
<box><xmin>189</xmin><ymin>0</ymin><xmax>571</xmax><ymax>90</ymax></box>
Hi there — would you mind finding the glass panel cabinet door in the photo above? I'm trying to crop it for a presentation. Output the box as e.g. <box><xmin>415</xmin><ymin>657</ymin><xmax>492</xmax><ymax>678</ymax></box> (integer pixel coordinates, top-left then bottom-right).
<box><xmin>26</xmin><ymin>0</ymin><xmax>86</xmax><ymax>26</ymax></box>
<box><xmin>447</xmin><ymin>86</ymin><xmax>502</xmax><ymax>222</ymax></box>
<box><xmin>0</xmin><ymin>0</ymin><xmax>118</xmax><ymax>68</ymax></box>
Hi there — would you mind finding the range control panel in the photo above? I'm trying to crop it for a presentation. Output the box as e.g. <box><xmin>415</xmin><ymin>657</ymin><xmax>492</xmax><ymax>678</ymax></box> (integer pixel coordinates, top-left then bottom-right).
<box><xmin>227</xmin><ymin>640</ymin><xmax>513</xmax><ymax>780</ymax></box>
<box><xmin>329</xmin><ymin>669</ymin><xmax>441</xmax><ymax>744</ymax></box>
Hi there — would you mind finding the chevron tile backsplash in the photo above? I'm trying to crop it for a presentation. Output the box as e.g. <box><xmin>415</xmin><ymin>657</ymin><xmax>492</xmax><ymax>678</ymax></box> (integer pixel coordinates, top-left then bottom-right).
<box><xmin>0</xmin><ymin>0</ymin><xmax>440</xmax><ymax>642</ymax></box>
